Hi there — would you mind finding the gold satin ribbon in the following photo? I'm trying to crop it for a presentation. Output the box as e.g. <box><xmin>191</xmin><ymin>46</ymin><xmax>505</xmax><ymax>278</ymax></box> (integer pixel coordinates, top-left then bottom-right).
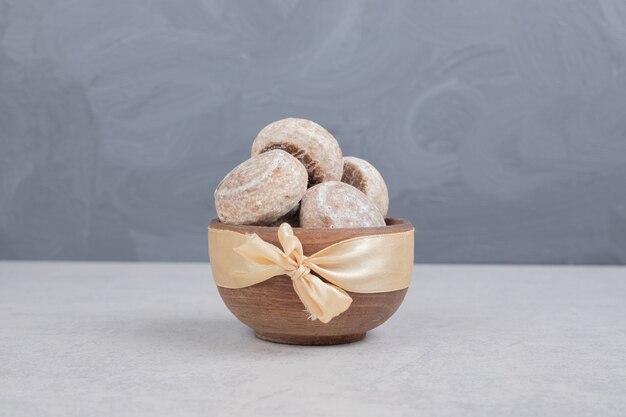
<box><xmin>208</xmin><ymin>223</ymin><xmax>414</xmax><ymax>323</ymax></box>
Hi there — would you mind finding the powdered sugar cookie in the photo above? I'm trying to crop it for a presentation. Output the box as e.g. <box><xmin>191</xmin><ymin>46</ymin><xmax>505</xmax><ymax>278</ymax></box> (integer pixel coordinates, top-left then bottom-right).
<box><xmin>341</xmin><ymin>156</ymin><xmax>389</xmax><ymax>217</ymax></box>
<box><xmin>299</xmin><ymin>181</ymin><xmax>385</xmax><ymax>228</ymax></box>
<box><xmin>252</xmin><ymin>118</ymin><xmax>343</xmax><ymax>186</ymax></box>
<box><xmin>215</xmin><ymin>150</ymin><xmax>307</xmax><ymax>225</ymax></box>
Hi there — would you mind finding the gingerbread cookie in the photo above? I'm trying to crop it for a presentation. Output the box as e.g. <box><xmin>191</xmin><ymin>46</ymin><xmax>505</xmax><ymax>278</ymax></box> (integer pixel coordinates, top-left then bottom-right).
<box><xmin>251</xmin><ymin>118</ymin><xmax>343</xmax><ymax>186</ymax></box>
<box><xmin>341</xmin><ymin>156</ymin><xmax>389</xmax><ymax>217</ymax></box>
<box><xmin>215</xmin><ymin>150</ymin><xmax>307</xmax><ymax>225</ymax></box>
<box><xmin>299</xmin><ymin>181</ymin><xmax>386</xmax><ymax>228</ymax></box>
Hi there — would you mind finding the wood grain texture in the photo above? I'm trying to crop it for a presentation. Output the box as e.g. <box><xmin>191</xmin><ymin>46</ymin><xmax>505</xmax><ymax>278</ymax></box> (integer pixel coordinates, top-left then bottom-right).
<box><xmin>210</xmin><ymin>218</ymin><xmax>412</xmax><ymax>345</ymax></box>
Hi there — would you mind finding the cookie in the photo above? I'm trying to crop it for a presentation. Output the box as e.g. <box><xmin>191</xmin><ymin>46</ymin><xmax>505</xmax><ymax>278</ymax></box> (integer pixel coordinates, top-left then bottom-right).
<box><xmin>341</xmin><ymin>156</ymin><xmax>389</xmax><ymax>217</ymax></box>
<box><xmin>266</xmin><ymin>204</ymin><xmax>300</xmax><ymax>227</ymax></box>
<box><xmin>299</xmin><ymin>181</ymin><xmax>386</xmax><ymax>228</ymax></box>
<box><xmin>214</xmin><ymin>150</ymin><xmax>307</xmax><ymax>225</ymax></box>
<box><xmin>251</xmin><ymin>118</ymin><xmax>343</xmax><ymax>186</ymax></box>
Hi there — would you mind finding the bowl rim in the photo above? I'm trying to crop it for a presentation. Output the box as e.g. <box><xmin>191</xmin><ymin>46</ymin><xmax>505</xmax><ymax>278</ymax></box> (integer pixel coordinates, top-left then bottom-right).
<box><xmin>209</xmin><ymin>217</ymin><xmax>413</xmax><ymax>234</ymax></box>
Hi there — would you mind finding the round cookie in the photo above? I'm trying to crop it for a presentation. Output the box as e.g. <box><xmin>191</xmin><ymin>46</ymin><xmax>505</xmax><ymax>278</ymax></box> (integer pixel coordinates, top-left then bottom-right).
<box><xmin>214</xmin><ymin>150</ymin><xmax>307</xmax><ymax>225</ymax></box>
<box><xmin>300</xmin><ymin>181</ymin><xmax>386</xmax><ymax>228</ymax></box>
<box><xmin>341</xmin><ymin>156</ymin><xmax>389</xmax><ymax>217</ymax></box>
<box><xmin>251</xmin><ymin>118</ymin><xmax>343</xmax><ymax>186</ymax></box>
<box><xmin>266</xmin><ymin>204</ymin><xmax>300</xmax><ymax>228</ymax></box>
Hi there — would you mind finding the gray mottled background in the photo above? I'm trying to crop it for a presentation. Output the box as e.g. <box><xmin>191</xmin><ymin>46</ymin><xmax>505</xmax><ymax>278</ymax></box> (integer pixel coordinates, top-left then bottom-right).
<box><xmin>1</xmin><ymin>0</ymin><xmax>625</xmax><ymax>264</ymax></box>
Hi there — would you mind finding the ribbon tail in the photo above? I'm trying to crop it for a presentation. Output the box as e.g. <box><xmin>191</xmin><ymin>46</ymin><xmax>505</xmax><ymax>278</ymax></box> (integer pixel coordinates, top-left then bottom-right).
<box><xmin>292</xmin><ymin>272</ymin><xmax>353</xmax><ymax>324</ymax></box>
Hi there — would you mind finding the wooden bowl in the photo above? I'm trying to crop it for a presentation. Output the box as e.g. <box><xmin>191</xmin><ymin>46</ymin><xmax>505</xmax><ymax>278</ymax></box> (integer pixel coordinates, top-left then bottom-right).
<box><xmin>208</xmin><ymin>218</ymin><xmax>413</xmax><ymax>345</ymax></box>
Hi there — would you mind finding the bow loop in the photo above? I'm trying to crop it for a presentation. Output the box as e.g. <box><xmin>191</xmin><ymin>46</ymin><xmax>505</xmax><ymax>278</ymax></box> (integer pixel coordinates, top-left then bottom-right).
<box><xmin>277</xmin><ymin>223</ymin><xmax>305</xmax><ymax>266</ymax></box>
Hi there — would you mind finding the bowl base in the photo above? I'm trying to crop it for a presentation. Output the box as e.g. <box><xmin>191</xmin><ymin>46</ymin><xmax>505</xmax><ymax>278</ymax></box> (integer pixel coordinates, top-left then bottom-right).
<box><xmin>255</xmin><ymin>331</ymin><xmax>366</xmax><ymax>346</ymax></box>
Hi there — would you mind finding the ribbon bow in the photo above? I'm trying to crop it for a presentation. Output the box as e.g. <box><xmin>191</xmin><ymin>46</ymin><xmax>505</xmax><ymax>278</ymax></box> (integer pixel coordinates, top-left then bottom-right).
<box><xmin>233</xmin><ymin>223</ymin><xmax>352</xmax><ymax>323</ymax></box>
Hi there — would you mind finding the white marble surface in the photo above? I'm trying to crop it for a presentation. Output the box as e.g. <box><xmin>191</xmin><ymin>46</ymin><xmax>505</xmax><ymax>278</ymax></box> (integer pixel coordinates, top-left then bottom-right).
<box><xmin>1</xmin><ymin>262</ymin><xmax>625</xmax><ymax>416</ymax></box>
